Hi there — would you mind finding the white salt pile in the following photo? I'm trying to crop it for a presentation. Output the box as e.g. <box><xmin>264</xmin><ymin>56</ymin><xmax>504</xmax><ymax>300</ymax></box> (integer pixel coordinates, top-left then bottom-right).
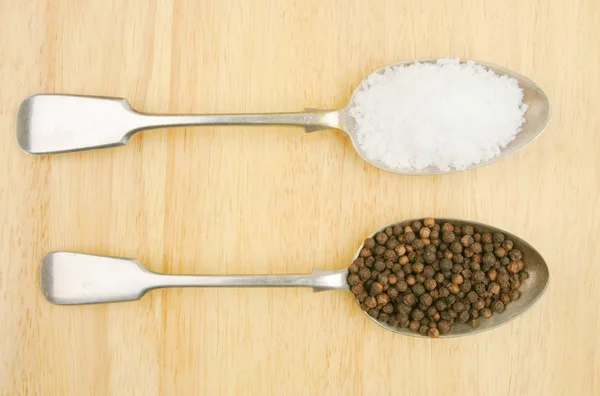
<box><xmin>349</xmin><ymin>58</ymin><xmax>528</xmax><ymax>171</ymax></box>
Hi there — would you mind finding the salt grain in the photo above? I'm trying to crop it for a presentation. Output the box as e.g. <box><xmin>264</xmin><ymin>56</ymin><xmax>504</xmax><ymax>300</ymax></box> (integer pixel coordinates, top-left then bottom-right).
<box><xmin>349</xmin><ymin>58</ymin><xmax>528</xmax><ymax>171</ymax></box>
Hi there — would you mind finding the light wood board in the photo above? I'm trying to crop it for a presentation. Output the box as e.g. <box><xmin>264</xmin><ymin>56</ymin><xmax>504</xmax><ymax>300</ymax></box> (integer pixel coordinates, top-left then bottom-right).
<box><xmin>1</xmin><ymin>0</ymin><xmax>599</xmax><ymax>394</ymax></box>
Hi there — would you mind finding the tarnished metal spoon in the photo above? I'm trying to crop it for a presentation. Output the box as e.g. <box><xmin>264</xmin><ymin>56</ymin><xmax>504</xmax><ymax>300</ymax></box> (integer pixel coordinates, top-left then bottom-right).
<box><xmin>17</xmin><ymin>58</ymin><xmax>550</xmax><ymax>175</ymax></box>
<box><xmin>40</xmin><ymin>218</ymin><xmax>549</xmax><ymax>338</ymax></box>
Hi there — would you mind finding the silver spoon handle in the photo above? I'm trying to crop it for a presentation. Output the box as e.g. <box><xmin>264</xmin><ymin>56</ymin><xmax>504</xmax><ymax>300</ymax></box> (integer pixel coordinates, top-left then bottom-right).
<box><xmin>132</xmin><ymin>109</ymin><xmax>341</xmax><ymax>133</ymax></box>
<box><xmin>40</xmin><ymin>252</ymin><xmax>349</xmax><ymax>305</ymax></box>
<box><xmin>149</xmin><ymin>270</ymin><xmax>348</xmax><ymax>290</ymax></box>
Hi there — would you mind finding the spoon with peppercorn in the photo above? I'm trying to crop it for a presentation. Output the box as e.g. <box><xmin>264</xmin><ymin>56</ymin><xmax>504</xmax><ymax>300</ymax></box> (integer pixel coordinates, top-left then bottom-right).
<box><xmin>40</xmin><ymin>218</ymin><xmax>548</xmax><ymax>338</ymax></box>
<box><xmin>17</xmin><ymin>59</ymin><xmax>550</xmax><ymax>175</ymax></box>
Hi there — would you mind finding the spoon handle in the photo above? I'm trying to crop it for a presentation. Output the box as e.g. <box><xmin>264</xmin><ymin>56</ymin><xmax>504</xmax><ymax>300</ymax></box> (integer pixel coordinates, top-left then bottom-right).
<box><xmin>40</xmin><ymin>252</ymin><xmax>348</xmax><ymax>305</ymax></box>
<box><xmin>16</xmin><ymin>95</ymin><xmax>345</xmax><ymax>154</ymax></box>
<box><xmin>133</xmin><ymin>109</ymin><xmax>341</xmax><ymax>133</ymax></box>
<box><xmin>149</xmin><ymin>270</ymin><xmax>348</xmax><ymax>290</ymax></box>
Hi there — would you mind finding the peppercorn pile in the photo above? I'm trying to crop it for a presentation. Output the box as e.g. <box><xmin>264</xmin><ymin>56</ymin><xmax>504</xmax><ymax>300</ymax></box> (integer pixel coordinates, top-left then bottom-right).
<box><xmin>347</xmin><ymin>218</ymin><xmax>528</xmax><ymax>338</ymax></box>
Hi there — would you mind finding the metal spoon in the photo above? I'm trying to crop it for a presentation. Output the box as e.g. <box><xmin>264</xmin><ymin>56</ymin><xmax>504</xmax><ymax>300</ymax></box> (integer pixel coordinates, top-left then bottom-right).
<box><xmin>40</xmin><ymin>218</ymin><xmax>549</xmax><ymax>338</ymax></box>
<box><xmin>17</xmin><ymin>58</ymin><xmax>550</xmax><ymax>175</ymax></box>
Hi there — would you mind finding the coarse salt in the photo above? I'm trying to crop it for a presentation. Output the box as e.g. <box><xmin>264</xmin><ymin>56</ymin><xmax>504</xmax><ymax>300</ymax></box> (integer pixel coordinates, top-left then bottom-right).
<box><xmin>349</xmin><ymin>58</ymin><xmax>528</xmax><ymax>171</ymax></box>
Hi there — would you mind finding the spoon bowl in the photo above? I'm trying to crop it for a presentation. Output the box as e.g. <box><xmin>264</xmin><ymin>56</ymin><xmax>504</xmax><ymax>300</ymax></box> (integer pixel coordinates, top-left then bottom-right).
<box><xmin>40</xmin><ymin>218</ymin><xmax>548</xmax><ymax>338</ymax></box>
<box><xmin>341</xmin><ymin>58</ymin><xmax>552</xmax><ymax>175</ymax></box>
<box><xmin>350</xmin><ymin>218</ymin><xmax>549</xmax><ymax>338</ymax></box>
<box><xmin>17</xmin><ymin>59</ymin><xmax>550</xmax><ymax>175</ymax></box>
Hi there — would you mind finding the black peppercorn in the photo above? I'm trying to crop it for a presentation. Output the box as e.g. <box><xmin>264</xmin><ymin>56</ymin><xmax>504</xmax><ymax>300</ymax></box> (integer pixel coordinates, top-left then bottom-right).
<box><xmin>467</xmin><ymin>291</ymin><xmax>479</xmax><ymax>303</ymax></box>
<box><xmin>458</xmin><ymin>311</ymin><xmax>470</xmax><ymax>323</ymax></box>
<box><xmin>357</xmin><ymin>291</ymin><xmax>368</xmax><ymax>303</ymax></box>
<box><xmin>376</xmin><ymin>293</ymin><xmax>390</xmax><ymax>306</ymax></box>
<box><xmin>494</xmin><ymin>247</ymin><xmax>507</xmax><ymax>258</ymax></box>
<box><xmin>378</xmin><ymin>273</ymin><xmax>389</xmax><ymax>284</ymax></box>
<box><xmin>461</xmin><ymin>235</ymin><xmax>474</xmax><ymax>247</ymax></box>
<box><xmin>507</xmin><ymin>260</ymin><xmax>524</xmax><ymax>274</ymax></box>
<box><xmin>481</xmin><ymin>233</ymin><xmax>493</xmax><ymax>244</ymax></box>
<box><xmin>396</xmin><ymin>280</ymin><xmax>408</xmax><ymax>292</ymax></box>
<box><xmin>453</xmin><ymin>301</ymin><xmax>466</xmax><ymax>313</ymax></box>
<box><xmin>483</xmin><ymin>252</ymin><xmax>496</xmax><ymax>267</ymax></box>
<box><xmin>408</xmin><ymin>320</ymin><xmax>420</xmax><ymax>332</ymax></box>
<box><xmin>370</xmin><ymin>282</ymin><xmax>383</xmax><ymax>295</ymax></box>
<box><xmin>442</xmin><ymin>223</ymin><xmax>454</xmax><ymax>233</ymax></box>
<box><xmin>435</xmin><ymin>299</ymin><xmax>448</xmax><ymax>311</ymax></box>
<box><xmin>398</xmin><ymin>316</ymin><xmax>410</xmax><ymax>328</ymax></box>
<box><xmin>373</xmin><ymin>260</ymin><xmax>385</xmax><ymax>272</ymax></box>
<box><xmin>360</xmin><ymin>247</ymin><xmax>372</xmax><ymax>258</ymax></box>
<box><xmin>412</xmin><ymin>283</ymin><xmax>426</xmax><ymax>296</ymax></box>
<box><xmin>471</xmin><ymin>243</ymin><xmax>483</xmax><ymax>254</ymax></box>
<box><xmin>509</xmin><ymin>290</ymin><xmax>520</xmax><ymax>301</ymax></box>
<box><xmin>440</xmin><ymin>258</ymin><xmax>453</xmax><ymax>271</ymax></box>
<box><xmin>412</xmin><ymin>309</ymin><xmax>425</xmax><ymax>321</ymax></box>
<box><xmin>509</xmin><ymin>249</ymin><xmax>523</xmax><ymax>261</ymax></box>
<box><xmin>448</xmin><ymin>283</ymin><xmax>460</xmax><ymax>294</ymax></box>
<box><xmin>388</xmin><ymin>287</ymin><xmax>399</xmax><ymax>299</ymax></box>
<box><xmin>364</xmin><ymin>237</ymin><xmax>376</xmax><ymax>249</ymax></box>
<box><xmin>351</xmin><ymin>284</ymin><xmax>365</xmax><ymax>295</ymax></box>
<box><xmin>365</xmin><ymin>296</ymin><xmax>377</xmax><ymax>309</ymax></box>
<box><xmin>382</xmin><ymin>303</ymin><xmax>394</xmax><ymax>314</ymax></box>
<box><xmin>420</xmin><ymin>293</ymin><xmax>433</xmax><ymax>307</ymax></box>
<box><xmin>450</xmin><ymin>242</ymin><xmax>463</xmax><ymax>253</ymax></box>
<box><xmin>434</xmin><ymin>272</ymin><xmax>445</xmax><ymax>284</ymax></box>
<box><xmin>425</xmin><ymin>278</ymin><xmax>437</xmax><ymax>291</ymax></box>
<box><xmin>493</xmin><ymin>233</ymin><xmax>505</xmax><ymax>244</ymax></box>
<box><xmin>487</xmin><ymin>282</ymin><xmax>500</xmax><ymax>295</ymax></box>
<box><xmin>428</xmin><ymin>327</ymin><xmax>440</xmax><ymax>338</ymax></box>
<box><xmin>438</xmin><ymin>320</ymin><xmax>451</xmax><ymax>334</ymax></box>
<box><xmin>446</xmin><ymin>294</ymin><xmax>457</xmax><ymax>305</ymax></box>
<box><xmin>442</xmin><ymin>231</ymin><xmax>456</xmax><ymax>244</ymax></box>
<box><xmin>348</xmin><ymin>273</ymin><xmax>361</xmax><ymax>286</ymax></box>
<box><xmin>383</xmin><ymin>249</ymin><xmax>397</xmax><ymax>261</ymax></box>
<box><xmin>412</xmin><ymin>263</ymin><xmax>424</xmax><ymax>274</ymax></box>
<box><xmin>474</xmin><ymin>282</ymin><xmax>486</xmax><ymax>295</ymax></box>
<box><xmin>358</xmin><ymin>268</ymin><xmax>371</xmax><ymax>281</ymax></box>
<box><xmin>367</xmin><ymin>308</ymin><xmax>380</xmax><ymax>319</ymax></box>
<box><xmin>423</xmin><ymin>252</ymin><xmax>436</xmax><ymax>264</ymax></box>
<box><xmin>492</xmin><ymin>300</ymin><xmax>505</xmax><ymax>313</ymax></box>
<box><xmin>386</xmin><ymin>237</ymin><xmax>400</xmax><ymax>249</ymax></box>
<box><xmin>460</xmin><ymin>279</ymin><xmax>472</xmax><ymax>293</ymax></box>
<box><xmin>403</xmin><ymin>294</ymin><xmax>417</xmax><ymax>306</ymax></box>
<box><xmin>452</xmin><ymin>274</ymin><xmax>464</xmax><ymax>285</ymax></box>
<box><xmin>422</xmin><ymin>266</ymin><xmax>435</xmax><ymax>278</ymax></box>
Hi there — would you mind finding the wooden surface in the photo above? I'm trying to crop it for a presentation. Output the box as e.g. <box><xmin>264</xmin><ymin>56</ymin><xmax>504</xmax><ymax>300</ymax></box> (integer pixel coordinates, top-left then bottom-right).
<box><xmin>1</xmin><ymin>0</ymin><xmax>599</xmax><ymax>395</ymax></box>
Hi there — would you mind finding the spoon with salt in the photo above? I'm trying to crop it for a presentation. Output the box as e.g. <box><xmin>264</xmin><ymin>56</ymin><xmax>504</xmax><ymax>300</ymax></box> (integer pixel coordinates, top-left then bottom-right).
<box><xmin>40</xmin><ymin>218</ymin><xmax>549</xmax><ymax>338</ymax></box>
<box><xmin>17</xmin><ymin>58</ymin><xmax>550</xmax><ymax>175</ymax></box>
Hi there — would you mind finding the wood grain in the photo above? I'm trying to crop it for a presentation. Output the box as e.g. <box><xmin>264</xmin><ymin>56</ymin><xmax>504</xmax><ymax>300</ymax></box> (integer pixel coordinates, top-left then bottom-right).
<box><xmin>1</xmin><ymin>0</ymin><xmax>599</xmax><ymax>394</ymax></box>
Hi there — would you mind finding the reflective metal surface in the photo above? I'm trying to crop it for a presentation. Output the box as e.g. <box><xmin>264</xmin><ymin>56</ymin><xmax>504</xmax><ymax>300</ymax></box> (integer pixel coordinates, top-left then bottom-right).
<box><xmin>40</xmin><ymin>218</ymin><xmax>548</xmax><ymax>338</ymax></box>
<box><xmin>17</xmin><ymin>58</ymin><xmax>550</xmax><ymax>175</ymax></box>
<box><xmin>40</xmin><ymin>252</ymin><xmax>348</xmax><ymax>305</ymax></box>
